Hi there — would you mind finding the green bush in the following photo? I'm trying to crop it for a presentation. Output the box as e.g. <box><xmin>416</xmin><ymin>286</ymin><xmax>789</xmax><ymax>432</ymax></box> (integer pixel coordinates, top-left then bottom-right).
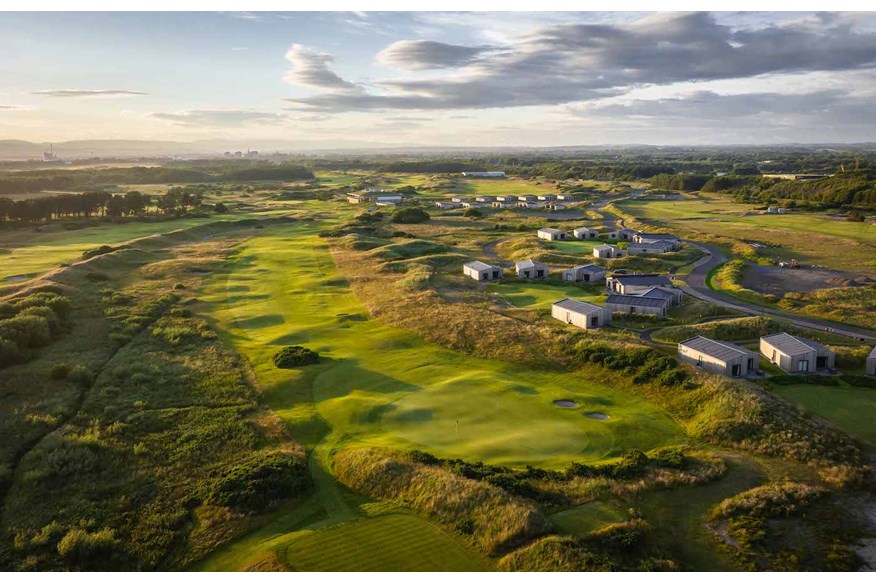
<box><xmin>57</xmin><ymin>527</ymin><xmax>125</xmax><ymax>570</ymax></box>
<box><xmin>463</xmin><ymin>208</ymin><xmax>483</xmax><ymax>218</ymax></box>
<box><xmin>0</xmin><ymin>337</ymin><xmax>23</xmax><ymax>367</ymax></box>
<box><xmin>272</xmin><ymin>345</ymin><xmax>320</xmax><ymax>368</ymax></box>
<box><xmin>18</xmin><ymin>306</ymin><xmax>62</xmax><ymax>336</ymax></box>
<box><xmin>14</xmin><ymin>292</ymin><xmax>71</xmax><ymax>320</ymax></box>
<box><xmin>0</xmin><ymin>314</ymin><xmax>52</xmax><ymax>348</ymax></box>
<box><xmin>391</xmin><ymin>207</ymin><xmax>431</xmax><ymax>224</ymax></box>
<box><xmin>206</xmin><ymin>452</ymin><xmax>311</xmax><ymax>513</ymax></box>
<box><xmin>50</xmin><ymin>364</ymin><xmax>70</xmax><ymax>380</ymax></box>
<box><xmin>67</xmin><ymin>365</ymin><xmax>93</xmax><ymax>388</ymax></box>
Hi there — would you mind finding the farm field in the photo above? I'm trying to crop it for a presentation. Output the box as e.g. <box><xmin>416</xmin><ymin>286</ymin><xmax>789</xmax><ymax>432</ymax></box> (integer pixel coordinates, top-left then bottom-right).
<box><xmin>767</xmin><ymin>381</ymin><xmax>876</xmax><ymax>445</ymax></box>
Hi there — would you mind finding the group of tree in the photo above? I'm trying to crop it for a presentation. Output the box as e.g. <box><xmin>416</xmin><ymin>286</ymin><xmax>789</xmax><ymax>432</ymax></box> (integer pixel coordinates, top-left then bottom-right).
<box><xmin>0</xmin><ymin>185</ymin><xmax>214</xmax><ymax>224</ymax></box>
<box><xmin>701</xmin><ymin>169</ymin><xmax>876</xmax><ymax>209</ymax></box>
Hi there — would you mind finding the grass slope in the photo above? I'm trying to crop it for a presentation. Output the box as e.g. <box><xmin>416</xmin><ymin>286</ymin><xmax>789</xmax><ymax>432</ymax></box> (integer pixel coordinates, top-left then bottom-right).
<box><xmin>767</xmin><ymin>381</ymin><xmax>876</xmax><ymax>445</ymax></box>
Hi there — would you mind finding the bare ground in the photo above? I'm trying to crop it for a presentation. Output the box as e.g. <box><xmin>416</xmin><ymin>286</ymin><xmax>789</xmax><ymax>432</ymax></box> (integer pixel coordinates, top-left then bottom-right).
<box><xmin>742</xmin><ymin>263</ymin><xmax>873</xmax><ymax>297</ymax></box>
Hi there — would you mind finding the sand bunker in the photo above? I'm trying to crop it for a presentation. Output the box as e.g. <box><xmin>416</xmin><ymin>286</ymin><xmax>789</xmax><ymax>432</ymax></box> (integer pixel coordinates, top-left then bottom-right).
<box><xmin>553</xmin><ymin>399</ymin><xmax>579</xmax><ymax>408</ymax></box>
<box><xmin>585</xmin><ymin>412</ymin><xmax>610</xmax><ymax>420</ymax></box>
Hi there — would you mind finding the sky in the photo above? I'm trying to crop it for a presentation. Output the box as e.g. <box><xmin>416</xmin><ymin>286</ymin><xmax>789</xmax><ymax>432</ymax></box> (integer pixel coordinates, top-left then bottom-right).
<box><xmin>2</xmin><ymin>10</ymin><xmax>876</xmax><ymax>147</ymax></box>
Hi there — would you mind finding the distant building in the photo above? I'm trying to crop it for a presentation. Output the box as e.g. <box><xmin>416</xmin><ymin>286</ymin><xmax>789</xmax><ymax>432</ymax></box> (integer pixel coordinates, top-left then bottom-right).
<box><xmin>552</xmin><ymin>298</ymin><xmax>611</xmax><ymax>330</ymax></box>
<box><xmin>562</xmin><ymin>264</ymin><xmax>605</xmax><ymax>283</ymax></box>
<box><xmin>492</xmin><ymin>201</ymin><xmax>516</xmax><ymax>208</ymax></box>
<box><xmin>573</xmin><ymin>227</ymin><xmax>599</xmax><ymax>240</ymax></box>
<box><xmin>536</xmin><ymin>194</ymin><xmax>556</xmax><ymax>201</ymax></box>
<box><xmin>866</xmin><ymin>346</ymin><xmax>876</xmax><ymax>376</ymax></box>
<box><xmin>515</xmin><ymin>259</ymin><xmax>548</xmax><ymax>279</ymax></box>
<box><xmin>760</xmin><ymin>332</ymin><xmax>836</xmax><ymax>374</ymax></box>
<box><xmin>518</xmin><ymin>195</ymin><xmax>537</xmax><ymax>201</ymax></box>
<box><xmin>545</xmin><ymin>203</ymin><xmax>567</xmax><ymax>211</ymax></box>
<box><xmin>606</xmin><ymin>274</ymin><xmax>681</xmax><ymax>305</ymax></box>
<box><xmin>461</xmin><ymin>171</ymin><xmax>506</xmax><ymax>178</ymax></box>
<box><xmin>461</xmin><ymin>202</ymin><xmax>485</xmax><ymax>208</ymax></box>
<box><xmin>678</xmin><ymin>336</ymin><xmax>758</xmax><ymax>377</ymax></box>
<box><xmin>347</xmin><ymin>193</ymin><xmax>372</xmax><ymax>203</ymax></box>
<box><xmin>434</xmin><ymin>201</ymin><xmax>461</xmax><ymax>209</ymax></box>
<box><xmin>463</xmin><ymin>261</ymin><xmax>503</xmax><ymax>281</ymax></box>
<box><xmin>556</xmin><ymin>194</ymin><xmax>576</xmax><ymax>201</ymax></box>
<box><xmin>496</xmin><ymin>195</ymin><xmax>517</xmax><ymax>202</ymax></box>
<box><xmin>628</xmin><ymin>241</ymin><xmax>675</xmax><ymax>255</ymax></box>
<box><xmin>517</xmin><ymin>201</ymin><xmax>541</xmax><ymax>209</ymax></box>
<box><xmin>375</xmin><ymin>195</ymin><xmax>402</xmax><ymax>206</ymax></box>
<box><xmin>537</xmin><ymin>227</ymin><xmax>567</xmax><ymax>241</ymax></box>
<box><xmin>451</xmin><ymin>196</ymin><xmax>468</xmax><ymax>203</ymax></box>
<box><xmin>593</xmin><ymin>244</ymin><xmax>624</xmax><ymax>259</ymax></box>
<box><xmin>605</xmin><ymin>294</ymin><xmax>669</xmax><ymax>317</ymax></box>
<box><xmin>475</xmin><ymin>196</ymin><xmax>495</xmax><ymax>203</ymax></box>
<box><xmin>633</xmin><ymin>232</ymin><xmax>681</xmax><ymax>250</ymax></box>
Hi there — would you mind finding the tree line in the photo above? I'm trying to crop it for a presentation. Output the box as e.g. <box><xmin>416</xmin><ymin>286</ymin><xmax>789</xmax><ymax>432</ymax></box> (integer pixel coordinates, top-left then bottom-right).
<box><xmin>0</xmin><ymin>186</ymin><xmax>208</xmax><ymax>223</ymax></box>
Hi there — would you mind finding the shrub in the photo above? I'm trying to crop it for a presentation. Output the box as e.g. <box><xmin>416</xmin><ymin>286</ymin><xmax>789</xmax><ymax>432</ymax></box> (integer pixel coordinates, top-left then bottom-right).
<box><xmin>214</xmin><ymin>202</ymin><xmax>229</xmax><ymax>213</ymax></box>
<box><xmin>57</xmin><ymin>527</ymin><xmax>124</xmax><ymax>570</ymax></box>
<box><xmin>0</xmin><ymin>314</ymin><xmax>52</xmax><ymax>348</ymax></box>
<box><xmin>81</xmin><ymin>245</ymin><xmax>115</xmax><ymax>260</ymax></box>
<box><xmin>463</xmin><ymin>208</ymin><xmax>483</xmax><ymax>219</ymax></box>
<box><xmin>272</xmin><ymin>345</ymin><xmax>320</xmax><ymax>368</ymax></box>
<box><xmin>85</xmin><ymin>272</ymin><xmax>109</xmax><ymax>282</ymax></box>
<box><xmin>50</xmin><ymin>364</ymin><xmax>70</xmax><ymax>380</ymax></box>
<box><xmin>391</xmin><ymin>207</ymin><xmax>431</xmax><ymax>224</ymax></box>
<box><xmin>67</xmin><ymin>365</ymin><xmax>93</xmax><ymax>388</ymax></box>
<box><xmin>0</xmin><ymin>337</ymin><xmax>23</xmax><ymax>367</ymax></box>
<box><xmin>14</xmin><ymin>292</ymin><xmax>71</xmax><ymax>320</ymax></box>
<box><xmin>17</xmin><ymin>306</ymin><xmax>62</xmax><ymax>336</ymax></box>
<box><xmin>206</xmin><ymin>452</ymin><xmax>311</xmax><ymax>513</ymax></box>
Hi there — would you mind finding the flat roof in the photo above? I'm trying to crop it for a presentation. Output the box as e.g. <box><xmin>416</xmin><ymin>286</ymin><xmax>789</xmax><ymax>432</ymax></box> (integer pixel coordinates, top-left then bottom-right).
<box><xmin>679</xmin><ymin>335</ymin><xmax>751</xmax><ymax>362</ymax></box>
<box><xmin>553</xmin><ymin>298</ymin><xmax>604</xmax><ymax>315</ymax></box>
<box><xmin>606</xmin><ymin>294</ymin><xmax>668</xmax><ymax>308</ymax></box>
<box><xmin>761</xmin><ymin>332</ymin><xmax>825</xmax><ymax>356</ymax></box>
<box><xmin>464</xmin><ymin>261</ymin><xmax>498</xmax><ymax>271</ymax></box>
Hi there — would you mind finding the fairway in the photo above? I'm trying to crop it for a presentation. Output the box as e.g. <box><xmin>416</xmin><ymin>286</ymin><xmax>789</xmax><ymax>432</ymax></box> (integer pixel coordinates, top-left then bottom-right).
<box><xmin>198</xmin><ymin>222</ymin><xmax>682</xmax><ymax>468</ymax></box>
<box><xmin>768</xmin><ymin>382</ymin><xmax>876</xmax><ymax>445</ymax></box>
<box><xmin>489</xmin><ymin>280</ymin><xmax>603</xmax><ymax>309</ymax></box>
<box><xmin>550</xmin><ymin>501</ymin><xmax>627</xmax><ymax>535</ymax></box>
<box><xmin>283</xmin><ymin>513</ymin><xmax>486</xmax><ymax>571</ymax></box>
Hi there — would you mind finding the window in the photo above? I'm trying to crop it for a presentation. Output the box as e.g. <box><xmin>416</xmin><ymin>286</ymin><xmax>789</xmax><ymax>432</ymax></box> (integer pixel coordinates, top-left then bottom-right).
<box><xmin>591</xmin><ymin>316</ymin><xmax>599</xmax><ymax>327</ymax></box>
<box><xmin>630</xmin><ymin>306</ymin><xmax>637</xmax><ymax>314</ymax></box>
<box><xmin>798</xmin><ymin>360</ymin><xmax>809</xmax><ymax>373</ymax></box>
<box><xmin>732</xmin><ymin>364</ymin><xmax>741</xmax><ymax>376</ymax></box>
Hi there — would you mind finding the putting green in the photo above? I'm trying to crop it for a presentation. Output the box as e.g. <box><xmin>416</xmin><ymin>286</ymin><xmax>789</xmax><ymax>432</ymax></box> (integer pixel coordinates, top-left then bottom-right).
<box><xmin>198</xmin><ymin>222</ymin><xmax>682</xmax><ymax>468</ymax></box>
<box><xmin>283</xmin><ymin>513</ymin><xmax>486</xmax><ymax>571</ymax></box>
<box><xmin>489</xmin><ymin>280</ymin><xmax>604</xmax><ymax>309</ymax></box>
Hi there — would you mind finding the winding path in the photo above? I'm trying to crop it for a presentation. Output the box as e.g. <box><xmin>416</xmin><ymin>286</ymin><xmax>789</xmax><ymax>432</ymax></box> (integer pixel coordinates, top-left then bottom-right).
<box><xmin>593</xmin><ymin>197</ymin><xmax>876</xmax><ymax>342</ymax></box>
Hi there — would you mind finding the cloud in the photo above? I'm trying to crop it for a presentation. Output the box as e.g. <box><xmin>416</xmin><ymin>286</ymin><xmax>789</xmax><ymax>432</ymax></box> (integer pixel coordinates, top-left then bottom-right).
<box><xmin>377</xmin><ymin>40</ymin><xmax>499</xmax><ymax>70</ymax></box>
<box><xmin>149</xmin><ymin>109</ymin><xmax>289</xmax><ymax>128</ymax></box>
<box><xmin>283</xmin><ymin>44</ymin><xmax>360</xmax><ymax>92</ymax></box>
<box><xmin>31</xmin><ymin>89</ymin><xmax>148</xmax><ymax>98</ymax></box>
<box><xmin>284</xmin><ymin>12</ymin><xmax>876</xmax><ymax>113</ymax></box>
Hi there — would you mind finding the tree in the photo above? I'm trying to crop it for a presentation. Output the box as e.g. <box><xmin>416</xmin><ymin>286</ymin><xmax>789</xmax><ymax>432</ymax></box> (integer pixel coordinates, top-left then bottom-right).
<box><xmin>214</xmin><ymin>202</ymin><xmax>229</xmax><ymax>213</ymax></box>
<box><xmin>463</xmin><ymin>207</ymin><xmax>483</xmax><ymax>219</ymax></box>
<box><xmin>391</xmin><ymin>207</ymin><xmax>431</xmax><ymax>224</ymax></box>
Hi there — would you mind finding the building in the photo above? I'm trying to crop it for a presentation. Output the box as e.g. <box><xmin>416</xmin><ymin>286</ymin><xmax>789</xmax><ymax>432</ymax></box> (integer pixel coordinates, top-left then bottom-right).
<box><xmin>767</xmin><ymin>206</ymin><xmax>778</xmax><ymax>214</ymax></box>
<box><xmin>518</xmin><ymin>195</ymin><xmax>537</xmax><ymax>201</ymax></box>
<box><xmin>517</xmin><ymin>201</ymin><xmax>541</xmax><ymax>209</ymax></box>
<box><xmin>347</xmin><ymin>194</ymin><xmax>372</xmax><ymax>204</ymax></box>
<box><xmin>562</xmin><ymin>264</ymin><xmax>605</xmax><ymax>283</ymax></box>
<box><xmin>627</xmin><ymin>241</ymin><xmax>675</xmax><ymax>255</ymax></box>
<box><xmin>678</xmin><ymin>336</ymin><xmax>759</xmax><ymax>377</ymax></box>
<box><xmin>375</xmin><ymin>195</ymin><xmax>402</xmax><ymax>206</ymax></box>
<box><xmin>496</xmin><ymin>195</ymin><xmax>518</xmax><ymax>202</ymax></box>
<box><xmin>537</xmin><ymin>227</ymin><xmax>567</xmax><ymax>241</ymax></box>
<box><xmin>463</xmin><ymin>261</ymin><xmax>503</xmax><ymax>281</ymax></box>
<box><xmin>573</xmin><ymin>227</ymin><xmax>599</xmax><ymax>240</ymax></box>
<box><xmin>633</xmin><ymin>232</ymin><xmax>681</xmax><ymax>250</ymax></box>
<box><xmin>515</xmin><ymin>259</ymin><xmax>548</xmax><ymax>279</ymax></box>
<box><xmin>475</xmin><ymin>196</ymin><xmax>495</xmax><ymax>203</ymax></box>
<box><xmin>606</xmin><ymin>274</ymin><xmax>681</xmax><ymax>305</ymax></box>
<box><xmin>537</xmin><ymin>194</ymin><xmax>557</xmax><ymax>201</ymax></box>
<box><xmin>607</xmin><ymin>228</ymin><xmax>637</xmax><ymax>241</ymax></box>
<box><xmin>434</xmin><ymin>201</ymin><xmax>461</xmax><ymax>209</ymax></box>
<box><xmin>461</xmin><ymin>171</ymin><xmax>506</xmax><ymax>178</ymax></box>
<box><xmin>866</xmin><ymin>346</ymin><xmax>876</xmax><ymax>376</ymax></box>
<box><xmin>760</xmin><ymin>332</ymin><xmax>836</xmax><ymax>374</ymax></box>
<box><xmin>545</xmin><ymin>203</ymin><xmax>567</xmax><ymax>211</ymax></box>
<box><xmin>552</xmin><ymin>298</ymin><xmax>611</xmax><ymax>330</ymax></box>
<box><xmin>451</xmin><ymin>196</ymin><xmax>468</xmax><ymax>203</ymax></box>
<box><xmin>605</xmin><ymin>294</ymin><xmax>669</xmax><ymax>317</ymax></box>
<box><xmin>556</xmin><ymin>194</ymin><xmax>576</xmax><ymax>201</ymax></box>
<box><xmin>461</xmin><ymin>202</ymin><xmax>484</xmax><ymax>208</ymax></box>
<box><xmin>492</xmin><ymin>201</ymin><xmax>516</xmax><ymax>208</ymax></box>
<box><xmin>593</xmin><ymin>244</ymin><xmax>624</xmax><ymax>259</ymax></box>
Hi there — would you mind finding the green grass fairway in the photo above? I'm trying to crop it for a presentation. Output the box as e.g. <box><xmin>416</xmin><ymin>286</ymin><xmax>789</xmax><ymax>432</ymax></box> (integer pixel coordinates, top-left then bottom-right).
<box><xmin>489</xmin><ymin>280</ymin><xmax>604</xmax><ymax>309</ymax></box>
<box><xmin>198</xmin><ymin>222</ymin><xmax>681</xmax><ymax>468</ymax></box>
<box><xmin>550</xmin><ymin>502</ymin><xmax>627</xmax><ymax>535</ymax></box>
<box><xmin>549</xmin><ymin>240</ymin><xmax>602</xmax><ymax>255</ymax></box>
<box><xmin>283</xmin><ymin>513</ymin><xmax>486</xmax><ymax>571</ymax></box>
<box><xmin>768</xmin><ymin>382</ymin><xmax>876</xmax><ymax>445</ymax></box>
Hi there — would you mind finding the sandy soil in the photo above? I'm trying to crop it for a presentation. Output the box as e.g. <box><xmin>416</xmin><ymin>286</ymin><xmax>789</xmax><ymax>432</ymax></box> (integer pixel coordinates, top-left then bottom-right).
<box><xmin>742</xmin><ymin>263</ymin><xmax>872</xmax><ymax>297</ymax></box>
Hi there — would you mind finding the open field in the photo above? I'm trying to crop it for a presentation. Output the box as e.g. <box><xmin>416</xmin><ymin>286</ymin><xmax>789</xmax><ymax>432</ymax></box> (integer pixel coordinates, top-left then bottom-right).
<box><xmin>616</xmin><ymin>195</ymin><xmax>876</xmax><ymax>275</ymax></box>
<box><xmin>488</xmin><ymin>280</ymin><xmax>604</xmax><ymax>309</ymax></box>
<box><xmin>767</xmin><ymin>380</ymin><xmax>876</xmax><ymax>445</ymax></box>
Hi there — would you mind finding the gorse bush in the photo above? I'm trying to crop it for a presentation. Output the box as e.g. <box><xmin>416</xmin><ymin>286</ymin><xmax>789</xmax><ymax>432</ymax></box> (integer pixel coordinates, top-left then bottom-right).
<box><xmin>567</xmin><ymin>341</ymin><xmax>689</xmax><ymax>387</ymax></box>
<box><xmin>391</xmin><ymin>207</ymin><xmax>431</xmax><ymax>224</ymax></box>
<box><xmin>272</xmin><ymin>345</ymin><xmax>320</xmax><ymax>368</ymax></box>
<box><xmin>206</xmin><ymin>452</ymin><xmax>311</xmax><ymax>513</ymax></box>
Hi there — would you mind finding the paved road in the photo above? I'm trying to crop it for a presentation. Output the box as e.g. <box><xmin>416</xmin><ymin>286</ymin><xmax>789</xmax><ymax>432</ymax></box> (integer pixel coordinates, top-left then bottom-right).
<box><xmin>678</xmin><ymin>240</ymin><xmax>876</xmax><ymax>341</ymax></box>
<box><xmin>593</xmin><ymin>197</ymin><xmax>876</xmax><ymax>342</ymax></box>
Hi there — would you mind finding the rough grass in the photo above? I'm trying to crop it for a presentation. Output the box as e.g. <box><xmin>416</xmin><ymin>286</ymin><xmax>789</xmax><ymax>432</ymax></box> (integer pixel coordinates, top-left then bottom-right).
<box><xmin>650</xmin><ymin>316</ymin><xmax>852</xmax><ymax>344</ymax></box>
<box><xmin>332</xmin><ymin>447</ymin><xmax>550</xmax><ymax>553</ymax></box>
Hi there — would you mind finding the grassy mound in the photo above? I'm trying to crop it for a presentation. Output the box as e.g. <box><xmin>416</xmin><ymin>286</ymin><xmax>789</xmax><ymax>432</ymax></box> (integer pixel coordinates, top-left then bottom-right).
<box><xmin>332</xmin><ymin>447</ymin><xmax>550</xmax><ymax>553</ymax></box>
<box><xmin>368</xmin><ymin>239</ymin><xmax>451</xmax><ymax>262</ymax></box>
<box><xmin>272</xmin><ymin>345</ymin><xmax>319</xmax><ymax>368</ymax></box>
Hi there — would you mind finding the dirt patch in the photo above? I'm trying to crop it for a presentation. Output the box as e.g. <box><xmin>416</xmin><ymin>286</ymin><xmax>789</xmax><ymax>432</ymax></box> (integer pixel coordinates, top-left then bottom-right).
<box><xmin>585</xmin><ymin>412</ymin><xmax>610</xmax><ymax>420</ymax></box>
<box><xmin>3</xmin><ymin>275</ymin><xmax>26</xmax><ymax>282</ymax></box>
<box><xmin>552</xmin><ymin>399</ymin><xmax>579</xmax><ymax>408</ymax></box>
<box><xmin>742</xmin><ymin>263</ymin><xmax>870</xmax><ymax>297</ymax></box>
